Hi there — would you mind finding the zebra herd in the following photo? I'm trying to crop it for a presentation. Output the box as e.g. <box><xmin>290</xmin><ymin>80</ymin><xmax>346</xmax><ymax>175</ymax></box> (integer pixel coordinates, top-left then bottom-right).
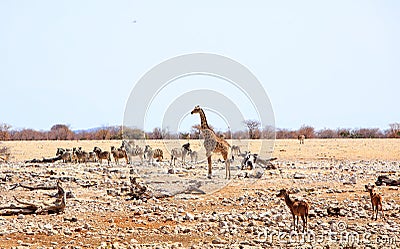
<box><xmin>55</xmin><ymin>140</ymin><xmax>200</xmax><ymax>166</ymax></box>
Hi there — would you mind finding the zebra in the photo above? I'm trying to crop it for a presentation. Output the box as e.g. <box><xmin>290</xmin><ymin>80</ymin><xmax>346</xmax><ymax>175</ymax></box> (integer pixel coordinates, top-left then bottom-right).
<box><xmin>231</xmin><ymin>145</ymin><xmax>241</xmax><ymax>157</ymax></box>
<box><xmin>73</xmin><ymin>147</ymin><xmax>88</xmax><ymax>163</ymax></box>
<box><xmin>188</xmin><ymin>150</ymin><xmax>198</xmax><ymax>164</ymax></box>
<box><xmin>144</xmin><ymin>145</ymin><xmax>163</xmax><ymax>164</ymax></box>
<box><xmin>93</xmin><ymin>146</ymin><xmax>111</xmax><ymax>166</ymax></box>
<box><xmin>88</xmin><ymin>151</ymin><xmax>97</xmax><ymax>162</ymax></box>
<box><xmin>170</xmin><ymin>143</ymin><xmax>191</xmax><ymax>166</ymax></box>
<box><xmin>121</xmin><ymin>140</ymin><xmax>144</xmax><ymax>163</ymax></box>
<box><xmin>56</xmin><ymin>148</ymin><xmax>72</xmax><ymax>163</ymax></box>
<box><xmin>111</xmin><ymin>146</ymin><xmax>128</xmax><ymax>165</ymax></box>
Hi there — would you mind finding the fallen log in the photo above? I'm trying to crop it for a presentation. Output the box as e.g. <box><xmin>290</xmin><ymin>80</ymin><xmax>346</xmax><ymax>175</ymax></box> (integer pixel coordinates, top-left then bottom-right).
<box><xmin>25</xmin><ymin>155</ymin><xmax>63</xmax><ymax>164</ymax></box>
<box><xmin>109</xmin><ymin>177</ymin><xmax>206</xmax><ymax>201</ymax></box>
<box><xmin>0</xmin><ymin>155</ymin><xmax>9</xmax><ymax>163</ymax></box>
<box><xmin>125</xmin><ymin>177</ymin><xmax>152</xmax><ymax>201</ymax></box>
<box><xmin>375</xmin><ymin>175</ymin><xmax>400</xmax><ymax>186</ymax></box>
<box><xmin>10</xmin><ymin>183</ymin><xmax>57</xmax><ymax>191</ymax></box>
<box><xmin>0</xmin><ymin>181</ymin><xmax>66</xmax><ymax>216</ymax></box>
<box><xmin>327</xmin><ymin>207</ymin><xmax>344</xmax><ymax>217</ymax></box>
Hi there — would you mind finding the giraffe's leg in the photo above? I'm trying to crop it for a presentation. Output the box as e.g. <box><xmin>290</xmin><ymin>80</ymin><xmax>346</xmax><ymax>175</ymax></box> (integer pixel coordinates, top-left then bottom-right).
<box><xmin>207</xmin><ymin>156</ymin><xmax>212</xmax><ymax>179</ymax></box>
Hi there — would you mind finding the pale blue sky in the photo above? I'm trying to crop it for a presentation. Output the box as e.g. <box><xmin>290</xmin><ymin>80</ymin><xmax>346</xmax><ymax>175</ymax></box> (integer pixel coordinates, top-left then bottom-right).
<box><xmin>1</xmin><ymin>1</ymin><xmax>399</xmax><ymax>131</ymax></box>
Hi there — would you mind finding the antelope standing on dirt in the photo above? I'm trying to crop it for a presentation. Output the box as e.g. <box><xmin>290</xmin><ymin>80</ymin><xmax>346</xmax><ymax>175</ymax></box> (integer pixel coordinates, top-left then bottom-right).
<box><xmin>365</xmin><ymin>185</ymin><xmax>385</xmax><ymax>221</ymax></box>
<box><xmin>111</xmin><ymin>146</ymin><xmax>128</xmax><ymax>165</ymax></box>
<box><xmin>144</xmin><ymin>145</ymin><xmax>163</xmax><ymax>164</ymax></box>
<box><xmin>298</xmin><ymin>135</ymin><xmax>305</xmax><ymax>144</ymax></box>
<box><xmin>277</xmin><ymin>189</ymin><xmax>310</xmax><ymax>233</ymax></box>
<box><xmin>93</xmin><ymin>147</ymin><xmax>111</xmax><ymax>166</ymax></box>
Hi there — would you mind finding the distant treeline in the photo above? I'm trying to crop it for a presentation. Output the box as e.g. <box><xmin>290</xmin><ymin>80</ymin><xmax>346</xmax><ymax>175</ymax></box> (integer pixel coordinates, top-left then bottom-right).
<box><xmin>0</xmin><ymin>122</ymin><xmax>399</xmax><ymax>141</ymax></box>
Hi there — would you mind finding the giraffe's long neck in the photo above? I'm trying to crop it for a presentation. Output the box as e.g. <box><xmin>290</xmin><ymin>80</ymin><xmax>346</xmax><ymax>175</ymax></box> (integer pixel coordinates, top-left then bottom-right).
<box><xmin>199</xmin><ymin>109</ymin><xmax>211</xmax><ymax>130</ymax></box>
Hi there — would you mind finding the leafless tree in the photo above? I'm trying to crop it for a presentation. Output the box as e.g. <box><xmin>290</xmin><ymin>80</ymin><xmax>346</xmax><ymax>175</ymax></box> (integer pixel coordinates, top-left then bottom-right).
<box><xmin>149</xmin><ymin>127</ymin><xmax>172</xmax><ymax>139</ymax></box>
<box><xmin>0</xmin><ymin>123</ymin><xmax>11</xmax><ymax>140</ymax></box>
<box><xmin>262</xmin><ymin>125</ymin><xmax>275</xmax><ymax>139</ymax></box>
<box><xmin>298</xmin><ymin>125</ymin><xmax>315</xmax><ymax>139</ymax></box>
<box><xmin>95</xmin><ymin>128</ymin><xmax>111</xmax><ymax>140</ymax></box>
<box><xmin>337</xmin><ymin>128</ymin><xmax>351</xmax><ymax>138</ymax></box>
<box><xmin>243</xmin><ymin>120</ymin><xmax>261</xmax><ymax>139</ymax></box>
<box><xmin>122</xmin><ymin>127</ymin><xmax>145</xmax><ymax>140</ymax></box>
<box><xmin>49</xmin><ymin>124</ymin><xmax>74</xmax><ymax>140</ymax></box>
<box><xmin>388</xmin><ymin>123</ymin><xmax>400</xmax><ymax>138</ymax></box>
<box><xmin>317</xmin><ymin>128</ymin><xmax>336</xmax><ymax>138</ymax></box>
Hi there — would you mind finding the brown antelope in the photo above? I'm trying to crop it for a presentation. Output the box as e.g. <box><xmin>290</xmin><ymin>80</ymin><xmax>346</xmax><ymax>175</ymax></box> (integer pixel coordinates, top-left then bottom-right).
<box><xmin>110</xmin><ymin>146</ymin><xmax>128</xmax><ymax>164</ymax></box>
<box><xmin>93</xmin><ymin>147</ymin><xmax>111</xmax><ymax>165</ymax></box>
<box><xmin>365</xmin><ymin>185</ymin><xmax>385</xmax><ymax>220</ymax></box>
<box><xmin>298</xmin><ymin>135</ymin><xmax>305</xmax><ymax>144</ymax></box>
<box><xmin>277</xmin><ymin>189</ymin><xmax>310</xmax><ymax>232</ymax></box>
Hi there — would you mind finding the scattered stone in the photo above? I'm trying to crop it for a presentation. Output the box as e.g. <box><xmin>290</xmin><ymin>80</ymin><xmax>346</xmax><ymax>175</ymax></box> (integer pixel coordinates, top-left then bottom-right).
<box><xmin>294</xmin><ymin>173</ymin><xmax>306</xmax><ymax>179</ymax></box>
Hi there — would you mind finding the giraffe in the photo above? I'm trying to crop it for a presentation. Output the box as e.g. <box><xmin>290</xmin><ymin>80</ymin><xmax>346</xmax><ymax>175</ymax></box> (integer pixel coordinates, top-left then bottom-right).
<box><xmin>190</xmin><ymin>105</ymin><xmax>231</xmax><ymax>179</ymax></box>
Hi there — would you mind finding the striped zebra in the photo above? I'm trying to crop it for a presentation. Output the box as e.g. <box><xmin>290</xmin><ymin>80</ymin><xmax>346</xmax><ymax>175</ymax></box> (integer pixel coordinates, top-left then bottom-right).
<box><xmin>231</xmin><ymin>145</ymin><xmax>241</xmax><ymax>156</ymax></box>
<box><xmin>188</xmin><ymin>150</ymin><xmax>198</xmax><ymax>164</ymax></box>
<box><xmin>144</xmin><ymin>145</ymin><xmax>163</xmax><ymax>163</ymax></box>
<box><xmin>170</xmin><ymin>143</ymin><xmax>191</xmax><ymax>166</ymax></box>
<box><xmin>121</xmin><ymin>140</ymin><xmax>144</xmax><ymax>163</ymax></box>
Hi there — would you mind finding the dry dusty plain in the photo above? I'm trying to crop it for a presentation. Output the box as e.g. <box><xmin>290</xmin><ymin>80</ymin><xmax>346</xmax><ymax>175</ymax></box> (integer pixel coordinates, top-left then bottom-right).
<box><xmin>0</xmin><ymin>139</ymin><xmax>400</xmax><ymax>249</ymax></box>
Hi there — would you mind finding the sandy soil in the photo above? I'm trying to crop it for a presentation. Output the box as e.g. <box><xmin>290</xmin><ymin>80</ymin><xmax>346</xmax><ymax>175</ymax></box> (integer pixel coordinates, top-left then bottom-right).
<box><xmin>0</xmin><ymin>139</ymin><xmax>399</xmax><ymax>248</ymax></box>
<box><xmin>2</xmin><ymin>138</ymin><xmax>400</xmax><ymax>162</ymax></box>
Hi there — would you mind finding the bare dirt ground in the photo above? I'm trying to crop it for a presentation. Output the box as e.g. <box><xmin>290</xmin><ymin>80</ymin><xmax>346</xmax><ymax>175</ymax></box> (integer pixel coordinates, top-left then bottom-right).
<box><xmin>0</xmin><ymin>139</ymin><xmax>399</xmax><ymax>249</ymax></box>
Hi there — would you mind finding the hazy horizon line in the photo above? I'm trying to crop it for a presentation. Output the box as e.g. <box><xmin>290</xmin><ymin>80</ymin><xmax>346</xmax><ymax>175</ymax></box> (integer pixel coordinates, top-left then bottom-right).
<box><xmin>1</xmin><ymin>123</ymin><xmax>397</xmax><ymax>132</ymax></box>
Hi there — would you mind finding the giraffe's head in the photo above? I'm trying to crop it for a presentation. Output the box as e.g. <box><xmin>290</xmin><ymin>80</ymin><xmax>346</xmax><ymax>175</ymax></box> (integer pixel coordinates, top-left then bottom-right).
<box><xmin>190</xmin><ymin>105</ymin><xmax>202</xmax><ymax>115</ymax></box>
